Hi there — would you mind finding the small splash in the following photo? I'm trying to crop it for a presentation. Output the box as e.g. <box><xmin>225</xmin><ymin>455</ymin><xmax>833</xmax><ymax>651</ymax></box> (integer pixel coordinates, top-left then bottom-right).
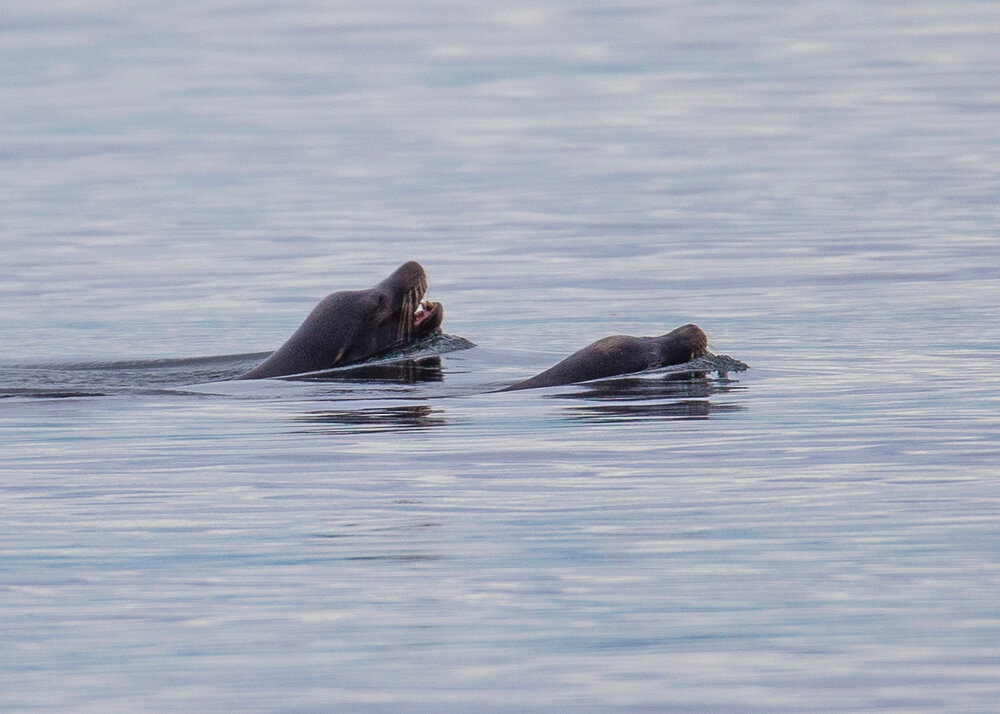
<box><xmin>323</xmin><ymin>331</ymin><xmax>476</xmax><ymax>369</ymax></box>
<box><xmin>676</xmin><ymin>352</ymin><xmax>749</xmax><ymax>375</ymax></box>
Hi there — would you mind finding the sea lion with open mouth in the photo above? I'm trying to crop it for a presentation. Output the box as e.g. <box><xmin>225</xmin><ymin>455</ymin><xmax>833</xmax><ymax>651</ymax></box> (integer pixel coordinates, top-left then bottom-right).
<box><xmin>240</xmin><ymin>261</ymin><xmax>443</xmax><ymax>379</ymax></box>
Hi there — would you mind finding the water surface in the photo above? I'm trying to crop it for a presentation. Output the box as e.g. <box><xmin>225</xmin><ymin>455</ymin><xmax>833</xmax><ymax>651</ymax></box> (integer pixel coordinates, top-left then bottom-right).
<box><xmin>2</xmin><ymin>1</ymin><xmax>999</xmax><ymax>711</ymax></box>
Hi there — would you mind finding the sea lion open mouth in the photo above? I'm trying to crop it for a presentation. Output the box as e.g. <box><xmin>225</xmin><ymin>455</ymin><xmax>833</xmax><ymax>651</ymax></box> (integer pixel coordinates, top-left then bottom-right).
<box><xmin>397</xmin><ymin>274</ymin><xmax>443</xmax><ymax>342</ymax></box>
<box><xmin>413</xmin><ymin>300</ymin><xmax>443</xmax><ymax>334</ymax></box>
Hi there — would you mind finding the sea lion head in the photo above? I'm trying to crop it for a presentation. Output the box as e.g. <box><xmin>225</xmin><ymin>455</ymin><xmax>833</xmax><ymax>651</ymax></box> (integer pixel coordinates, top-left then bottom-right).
<box><xmin>337</xmin><ymin>260</ymin><xmax>443</xmax><ymax>363</ymax></box>
<box><xmin>656</xmin><ymin>323</ymin><xmax>708</xmax><ymax>365</ymax></box>
<box><xmin>240</xmin><ymin>260</ymin><xmax>443</xmax><ymax>379</ymax></box>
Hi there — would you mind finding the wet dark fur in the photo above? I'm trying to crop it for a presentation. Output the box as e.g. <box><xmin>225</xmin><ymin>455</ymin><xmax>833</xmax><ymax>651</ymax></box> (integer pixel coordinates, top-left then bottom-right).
<box><xmin>499</xmin><ymin>324</ymin><xmax>708</xmax><ymax>391</ymax></box>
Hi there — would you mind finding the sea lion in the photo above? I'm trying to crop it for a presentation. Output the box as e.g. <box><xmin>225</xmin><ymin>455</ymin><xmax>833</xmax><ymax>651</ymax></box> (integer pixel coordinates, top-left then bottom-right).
<box><xmin>240</xmin><ymin>261</ymin><xmax>443</xmax><ymax>379</ymax></box>
<box><xmin>499</xmin><ymin>323</ymin><xmax>708</xmax><ymax>391</ymax></box>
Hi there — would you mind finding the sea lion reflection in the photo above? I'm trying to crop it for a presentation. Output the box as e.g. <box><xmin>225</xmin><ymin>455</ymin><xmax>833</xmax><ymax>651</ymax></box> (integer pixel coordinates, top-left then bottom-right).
<box><xmin>556</xmin><ymin>374</ymin><xmax>747</xmax><ymax>423</ymax></box>
<box><xmin>289</xmin><ymin>357</ymin><xmax>443</xmax><ymax>385</ymax></box>
<box><xmin>292</xmin><ymin>404</ymin><xmax>445</xmax><ymax>434</ymax></box>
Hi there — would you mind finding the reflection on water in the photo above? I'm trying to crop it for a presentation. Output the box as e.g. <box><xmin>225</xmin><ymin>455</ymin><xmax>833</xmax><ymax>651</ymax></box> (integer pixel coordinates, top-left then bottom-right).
<box><xmin>291</xmin><ymin>403</ymin><xmax>445</xmax><ymax>433</ymax></box>
<box><xmin>314</xmin><ymin>521</ymin><xmax>443</xmax><ymax>562</ymax></box>
<box><xmin>343</xmin><ymin>553</ymin><xmax>441</xmax><ymax>562</ymax></box>
<box><xmin>555</xmin><ymin>373</ymin><xmax>747</xmax><ymax>423</ymax></box>
<box><xmin>289</xmin><ymin>356</ymin><xmax>444</xmax><ymax>385</ymax></box>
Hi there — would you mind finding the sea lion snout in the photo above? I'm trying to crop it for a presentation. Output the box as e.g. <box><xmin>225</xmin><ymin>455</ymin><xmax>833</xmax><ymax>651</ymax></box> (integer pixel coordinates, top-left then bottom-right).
<box><xmin>674</xmin><ymin>323</ymin><xmax>708</xmax><ymax>358</ymax></box>
<box><xmin>384</xmin><ymin>260</ymin><xmax>428</xmax><ymax>288</ymax></box>
<box><xmin>654</xmin><ymin>323</ymin><xmax>708</xmax><ymax>366</ymax></box>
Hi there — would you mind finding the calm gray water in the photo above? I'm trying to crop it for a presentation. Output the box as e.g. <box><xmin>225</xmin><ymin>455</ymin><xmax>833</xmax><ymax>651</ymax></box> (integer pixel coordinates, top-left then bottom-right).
<box><xmin>2</xmin><ymin>1</ymin><xmax>999</xmax><ymax>711</ymax></box>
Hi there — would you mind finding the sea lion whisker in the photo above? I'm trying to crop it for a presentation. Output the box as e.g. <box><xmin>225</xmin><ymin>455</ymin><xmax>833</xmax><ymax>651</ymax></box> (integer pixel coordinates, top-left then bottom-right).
<box><xmin>401</xmin><ymin>289</ymin><xmax>419</xmax><ymax>341</ymax></box>
<box><xmin>398</xmin><ymin>295</ymin><xmax>409</xmax><ymax>342</ymax></box>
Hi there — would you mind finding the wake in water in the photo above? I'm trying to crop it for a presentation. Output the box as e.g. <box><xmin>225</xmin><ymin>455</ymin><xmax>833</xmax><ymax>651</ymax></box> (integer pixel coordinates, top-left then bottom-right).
<box><xmin>0</xmin><ymin>333</ymin><xmax>744</xmax><ymax>401</ymax></box>
<box><xmin>0</xmin><ymin>353</ymin><xmax>268</xmax><ymax>399</ymax></box>
<box><xmin>0</xmin><ymin>332</ymin><xmax>474</xmax><ymax>399</ymax></box>
<box><xmin>668</xmin><ymin>352</ymin><xmax>748</xmax><ymax>376</ymax></box>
